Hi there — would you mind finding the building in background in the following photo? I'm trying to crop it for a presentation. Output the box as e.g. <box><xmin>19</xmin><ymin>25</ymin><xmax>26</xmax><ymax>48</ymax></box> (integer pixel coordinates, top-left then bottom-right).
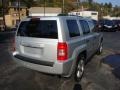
<box><xmin>0</xmin><ymin>17</ymin><xmax>4</xmax><ymax>31</ymax></box>
<box><xmin>0</xmin><ymin>1</ymin><xmax>27</xmax><ymax>31</ymax></box>
<box><xmin>29</xmin><ymin>7</ymin><xmax>62</xmax><ymax>16</ymax></box>
<box><xmin>69</xmin><ymin>10</ymin><xmax>98</xmax><ymax>20</ymax></box>
<box><xmin>7</xmin><ymin>2</ymin><xmax>27</xmax><ymax>27</ymax></box>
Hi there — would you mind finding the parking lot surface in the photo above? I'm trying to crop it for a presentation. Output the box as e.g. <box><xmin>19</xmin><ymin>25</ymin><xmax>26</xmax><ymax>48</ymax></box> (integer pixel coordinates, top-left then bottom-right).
<box><xmin>0</xmin><ymin>31</ymin><xmax>120</xmax><ymax>90</ymax></box>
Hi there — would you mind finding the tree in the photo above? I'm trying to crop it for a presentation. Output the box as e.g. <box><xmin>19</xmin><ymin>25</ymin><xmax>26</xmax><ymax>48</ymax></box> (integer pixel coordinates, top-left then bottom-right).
<box><xmin>22</xmin><ymin>0</ymin><xmax>35</xmax><ymax>8</ymax></box>
<box><xmin>108</xmin><ymin>2</ymin><xmax>112</xmax><ymax>9</ymax></box>
<box><xmin>64</xmin><ymin>1</ymin><xmax>75</xmax><ymax>13</ymax></box>
<box><xmin>88</xmin><ymin>0</ymin><xmax>93</xmax><ymax>4</ymax></box>
<box><xmin>0</xmin><ymin>3</ymin><xmax>2</xmax><ymax>16</ymax></box>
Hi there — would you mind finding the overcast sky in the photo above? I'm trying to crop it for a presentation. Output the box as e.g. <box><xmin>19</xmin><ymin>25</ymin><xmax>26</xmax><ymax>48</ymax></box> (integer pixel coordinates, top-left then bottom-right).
<box><xmin>94</xmin><ymin>0</ymin><xmax>120</xmax><ymax>6</ymax></box>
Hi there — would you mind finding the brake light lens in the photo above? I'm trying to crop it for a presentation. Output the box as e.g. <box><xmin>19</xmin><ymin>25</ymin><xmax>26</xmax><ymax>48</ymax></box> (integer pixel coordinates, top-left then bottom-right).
<box><xmin>57</xmin><ymin>42</ymin><xmax>68</xmax><ymax>61</ymax></box>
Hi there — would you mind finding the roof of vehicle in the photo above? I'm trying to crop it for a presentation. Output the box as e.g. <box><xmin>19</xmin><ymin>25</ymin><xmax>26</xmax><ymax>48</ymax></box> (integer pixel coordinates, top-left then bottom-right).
<box><xmin>22</xmin><ymin>15</ymin><xmax>88</xmax><ymax>21</ymax></box>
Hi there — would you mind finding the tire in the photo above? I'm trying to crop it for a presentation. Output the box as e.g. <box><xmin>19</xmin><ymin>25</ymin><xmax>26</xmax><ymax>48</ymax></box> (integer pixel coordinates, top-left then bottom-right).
<box><xmin>97</xmin><ymin>41</ymin><xmax>103</xmax><ymax>55</ymax></box>
<box><xmin>74</xmin><ymin>55</ymin><xmax>85</xmax><ymax>82</ymax></box>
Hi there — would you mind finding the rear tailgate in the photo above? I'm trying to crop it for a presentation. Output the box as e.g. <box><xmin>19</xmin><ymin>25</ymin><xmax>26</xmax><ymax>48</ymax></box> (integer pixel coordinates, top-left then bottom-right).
<box><xmin>19</xmin><ymin>38</ymin><xmax>58</xmax><ymax>62</ymax></box>
<box><xmin>16</xmin><ymin>18</ymin><xmax>59</xmax><ymax>63</ymax></box>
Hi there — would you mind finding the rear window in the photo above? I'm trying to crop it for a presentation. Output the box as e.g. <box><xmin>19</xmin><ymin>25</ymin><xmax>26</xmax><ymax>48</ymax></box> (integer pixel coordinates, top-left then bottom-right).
<box><xmin>17</xmin><ymin>20</ymin><xmax>58</xmax><ymax>39</ymax></box>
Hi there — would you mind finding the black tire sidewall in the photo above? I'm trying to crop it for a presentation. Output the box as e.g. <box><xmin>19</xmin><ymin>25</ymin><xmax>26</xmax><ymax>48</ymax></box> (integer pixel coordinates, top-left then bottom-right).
<box><xmin>97</xmin><ymin>42</ymin><xmax>103</xmax><ymax>55</ymax></box>
<box><xmin>74</xmin><ymin>56</ymin><xmax>85</xmax><ymax>82</ymax></box>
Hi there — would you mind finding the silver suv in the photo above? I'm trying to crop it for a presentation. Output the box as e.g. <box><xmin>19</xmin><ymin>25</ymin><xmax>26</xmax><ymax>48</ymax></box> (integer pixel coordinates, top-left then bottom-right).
<box><xmin>12</xmin><ymin>16</ymin><xmax>103</xmax><ymax>81</ymax></box>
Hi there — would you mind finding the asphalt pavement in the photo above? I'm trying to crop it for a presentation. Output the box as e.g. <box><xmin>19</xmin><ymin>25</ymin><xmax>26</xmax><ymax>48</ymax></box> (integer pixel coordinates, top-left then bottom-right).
<box><xmin>0</xmin><ymin>31</ymin><xmax>120</xmax><ymax>90</ymax></box>
<box><xmin>103</xmin><ymin>32</ymin><xmax>120</xmax><ymax>51</ymax></box>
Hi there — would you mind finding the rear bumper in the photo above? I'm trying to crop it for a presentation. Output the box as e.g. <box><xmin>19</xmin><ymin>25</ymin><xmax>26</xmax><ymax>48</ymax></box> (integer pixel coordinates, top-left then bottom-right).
<box><xmin>14</xmin><ymin>55</ymin><xmax>54</xmax><ymax>67</ymax></box>
<box><xmin>12</xmin><ymin>52</ymin><xmax>74</xmax><ymax>76</ymax></box>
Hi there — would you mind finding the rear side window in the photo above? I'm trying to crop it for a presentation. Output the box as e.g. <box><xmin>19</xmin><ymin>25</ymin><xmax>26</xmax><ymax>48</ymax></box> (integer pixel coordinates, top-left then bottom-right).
<box><xmin>17</xmin><ymin>20</ymin><xmax>58</xmax><ymax>39</ymax></box>
<box><xmin>79</xmin><ymin>20</ymin><xmax>90</xmax><ymax>34</ymax></box>
<box><xmin>67</xmin><ymin>20</ymin><xmax>80</xmax><ymax>37</ymax></box>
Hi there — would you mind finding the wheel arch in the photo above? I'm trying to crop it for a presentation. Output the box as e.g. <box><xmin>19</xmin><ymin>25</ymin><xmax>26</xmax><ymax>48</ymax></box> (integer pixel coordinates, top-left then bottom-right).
<box><xmin>77</xmin><ymin>50</ymin><xmax>87</xmax><ymax>61</ymax></box>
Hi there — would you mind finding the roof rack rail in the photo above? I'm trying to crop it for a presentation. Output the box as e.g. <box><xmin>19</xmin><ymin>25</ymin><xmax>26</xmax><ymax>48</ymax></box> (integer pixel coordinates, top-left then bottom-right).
<box><xmin>58</xmin><ymin>13</ymin><xmax>84</xmax><ymax>18</ymax></box>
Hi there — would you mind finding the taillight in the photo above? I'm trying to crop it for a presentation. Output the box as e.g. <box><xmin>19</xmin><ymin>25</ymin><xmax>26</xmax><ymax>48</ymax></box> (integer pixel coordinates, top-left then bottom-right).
<box><xmin>11</xmin><ymin>38</ymin><xmax>16</xmax><ymax>52</ymax></box>
<box><xmin>57</xmin><ymin>42</ymin><xmax>68</xmax><ymax>61</ymax></box>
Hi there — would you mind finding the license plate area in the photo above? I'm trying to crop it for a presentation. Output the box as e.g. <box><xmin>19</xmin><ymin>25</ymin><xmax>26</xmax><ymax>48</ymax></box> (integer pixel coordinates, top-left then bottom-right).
<box><xmin>23</xmin><ymin>46</ymin><xmax>43</xmax><ymax>58</ymax></box>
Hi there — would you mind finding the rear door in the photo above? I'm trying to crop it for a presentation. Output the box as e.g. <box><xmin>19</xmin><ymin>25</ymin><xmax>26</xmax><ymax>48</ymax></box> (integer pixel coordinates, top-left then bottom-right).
<box><xmin>16</xmin><ymin>18</ymin><xmax>58</xmax><ymax>62</ymax></box>
<box><xmin>66</xmin><ymin>19</ymin><xmax>83</xmax><ymax>60</ymax></box>
<box><xmin>79</xmin><ymin>20</ymin><xmax>94</xmax><ymax>58</ymax></box>
<box><xmin>87</xmin><ymin>20</ymin><xmax>100</xmax><ymax>51</ymax></box>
